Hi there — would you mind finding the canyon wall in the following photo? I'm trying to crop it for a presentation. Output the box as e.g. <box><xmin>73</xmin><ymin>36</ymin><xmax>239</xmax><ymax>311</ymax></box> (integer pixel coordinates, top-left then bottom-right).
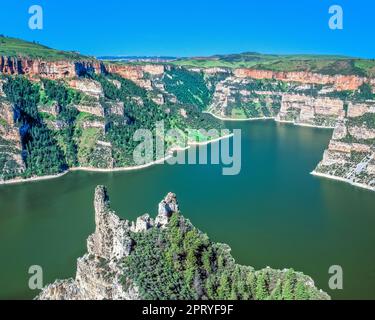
<box><xmin>276</xmin><ymin>94</ymin><xmax>345</xmax><ymax>127</ymax></box>
<box><xmin>233</xmin><ymin>68</ymin><xmax>369</xmax><ymax>91</ymax></box>
<box><xmin>0</xmin><ymin>56</ymin><xmax>164</xmax><ymax>90</ymax></box>
<box><xmin>1</xmin><ymin>59</ymin><xmax>374</xmax><ymax>191</ymax></box>
<box><xmin>313</xmin><ymin>101</ymin><xmax>375</xmax><ymax>190</ymax></box>
<box><xmin>0</xmin><ymin>56</ymin><xmax>105</xmax><ymax>79</ymax></box>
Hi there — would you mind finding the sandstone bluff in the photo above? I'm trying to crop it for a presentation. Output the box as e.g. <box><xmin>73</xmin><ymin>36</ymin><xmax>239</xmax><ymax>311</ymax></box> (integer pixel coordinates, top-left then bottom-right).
<box><xmin>37</xmin><ymin>186</ymin><xmax>330</xmax><ymax>300</ymax></box>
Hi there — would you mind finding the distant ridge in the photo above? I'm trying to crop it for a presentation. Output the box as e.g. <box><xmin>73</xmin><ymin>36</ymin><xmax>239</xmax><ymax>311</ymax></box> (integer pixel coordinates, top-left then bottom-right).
<box><xmin>98</xmin><ymin>56</ymin><xmax>177</xmax><ymax>62</ymax></box>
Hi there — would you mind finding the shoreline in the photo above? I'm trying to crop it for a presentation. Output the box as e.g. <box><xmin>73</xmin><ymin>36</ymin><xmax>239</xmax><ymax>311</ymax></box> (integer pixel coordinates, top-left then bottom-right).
<box><xmin>203</xmin><ymin>111</ymin><xmax>274</xmax><ymax>122</ymax></box>
<box><xmin>275</xmin><ymin>118</ymin><xmax>335</xmax><ymax>129</ymax></box>
<box><xmin>311</xmin><ymin>170</ymin><xmax>375</xmax><ymax>192</ymax></box>
<box><xmin>205</xmin><ymin>111</ymin><xmax>335</xmax><ymax>129</ymax></box>
<box><xmin>0</xmin><ymin>133</ymin><xmax>233</xmax><ymax>186</ymax></box>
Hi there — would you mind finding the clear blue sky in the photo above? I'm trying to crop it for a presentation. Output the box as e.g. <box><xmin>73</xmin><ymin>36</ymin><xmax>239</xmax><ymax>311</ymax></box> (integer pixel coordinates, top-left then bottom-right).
<box><xmin>1</xmin><ymin>0</ymin><xmax>374</xmax><ymax>58</ymax></box>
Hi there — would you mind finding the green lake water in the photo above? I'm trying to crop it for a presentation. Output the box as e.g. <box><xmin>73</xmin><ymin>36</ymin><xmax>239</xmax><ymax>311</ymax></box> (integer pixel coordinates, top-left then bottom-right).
<box><xmin>0</xmin><ymin>120</ymin><xmax>374</xmax><ymax>299</ymax></box>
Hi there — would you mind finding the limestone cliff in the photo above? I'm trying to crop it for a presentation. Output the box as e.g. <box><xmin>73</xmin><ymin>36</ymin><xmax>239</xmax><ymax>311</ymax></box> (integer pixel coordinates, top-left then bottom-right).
<box><xmin>37</xmin><ymin>186</ymin><xmax>329</xmax><ymax>300</ymax></box>
<box><xmin>233</xmin><ymin>68</ymin><xmax>369</xmax><ymax>91</ymax></box>
<box><xmin>276</xmin><ymin>94</ymin><xmax>345</xmax><ymax>127</ymax></box>
<box><xmin>0</xmin><ymin>56</ymin><xmax>105</xmax><ymax>79</ymax></box>
<box><xmin>314</xmin><ymin>102</ymin><xmax>375</xmax><ymax>191</ymax></box>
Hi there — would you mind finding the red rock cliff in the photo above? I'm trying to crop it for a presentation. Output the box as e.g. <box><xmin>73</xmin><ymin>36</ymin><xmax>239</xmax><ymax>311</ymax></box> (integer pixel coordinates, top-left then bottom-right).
<box><xmin>0</xmin><ymin>56</ymin><xmax>105</xmax><ymax>79</ymax></box>
<box><xmin>233</xmin><ymin>68</ymin><xmax>368</xmax><ymax>91</ymax></box>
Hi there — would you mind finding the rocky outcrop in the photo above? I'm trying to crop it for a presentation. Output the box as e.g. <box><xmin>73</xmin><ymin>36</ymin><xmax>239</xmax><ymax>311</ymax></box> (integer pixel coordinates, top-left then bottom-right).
<box><xmin>88</xmin><ymin>186</ymin><xmax>134</xmax><ymax>260</ymax></box>
<box><xmin>37</xmin><ymin>186</ymin><xmax>329</xmax><ymax>300</ymax></box>
<box><xmin>155</xmin><ymin>192</ymin><xmax>179</xmax><ymax>227</ymax></box>
<box><xmin>0</xmin><ymin>56</ymin><xmax>105</xmax><ymax>79</ymax></box>
<box><xmin>68</xmin><ymin>78</ymin><xmax>104</xmax><ymax>98</ymax></box>
<box><xmin>105</xmin><ymin>64</ymin><xmax>165</xmax><ymax>90</ymax></box>
<box><xmin>37</xmin><ymin>186</ymin><xmax>180</xmax><ymax>300</ymax></box>
<box><xmin>105</xmin><ymin>100</ymin><xmax>124</xmax><ymax>116</ymax></box>
<box><xmin>276</xmin><ymin>94</ymin><xmax>344</xmax><ymax>127</ymax></box>
<box><xmin>234</xmin><ymin>68</ymin><xmax>368</xmax><ymax>91</ymax></box>
<box><xmin>75</xmin><ymin>101</ymin><xmax>104</xmax><ymax>117</ymax></box>
<box><xmin>314</xmin><ymin>102</ymin><xmax>375</xmax><ymax>190</ymax></box>
<box><xmin>208</xmin><ymin>77</ymin><xmax>282</xmax><ymax>119</ymax></box>
<box><xmin>205</xmin><ymin>67</ymin><xmax>374</xmax><ymax>190</ymax></box>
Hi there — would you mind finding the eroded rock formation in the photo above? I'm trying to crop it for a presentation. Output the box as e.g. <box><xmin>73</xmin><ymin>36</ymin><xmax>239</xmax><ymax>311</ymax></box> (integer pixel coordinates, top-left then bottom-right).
<box><xmin>234</xmin><ymin>68</ymin><xmax>368</xmax><ymax>91</ymax></box>
<box><xmin>0</xmin><ymin>56</ymin><xmax>105</xmax><ymax>79</ymax></box>
<box><xmin>314</xmin><ymin>101</ymin><xmax>375</xmax><ymax>190</ymax></box>
<box><xmin>37</xmin><ymin>186</ymin><xmax>329</xmax><ymax>300</ymax></box>
<box><xmin>37</xmin><ymin>186</ymin><xmax>179</xmax><ymax>300</ymax></box>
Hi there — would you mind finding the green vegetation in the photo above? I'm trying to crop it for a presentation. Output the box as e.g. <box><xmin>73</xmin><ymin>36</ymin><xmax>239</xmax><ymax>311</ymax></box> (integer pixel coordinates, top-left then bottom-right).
<box><xmin>1</xmin><ymin>69</ymin><xmax>223</xmax><ymax>178</ymax></box>
<box><xmin>123</xmin><ymin>212</ymin><xmax>328</xmax><ymax>300</ymax></box>
<box><xmin>348</xmin><ymin>112</ymin><xmax>375</xmax><ymax>129</ymax></box>
<box><xmin>41</xmin><ymin>79</ymin><xmax>83</xmax><ymax>107</ymax></box>
<box><xmin>325</xmin><ymin>83</ymin><xmax>375</xmax><ymax>102</ymax></box>
<box><xmin>172</xmin><ymin>52</ymin><xmax>375</xmax><ymax>77</ymax></box>
<box><xmin>164</xmin><ymin>67</ymin><xmax>211</xmax><ymax>110</ymax></box>
<box><xmin>3</xmin><ymin>76</ymin><xmax>67</xmax><ymax>177</ymax></box>
<box><xmin>0</xmin><ymin>137</ymin><xmax>23</xmax><ymax>181</ymax></box>
<box><xmin>0</xmin><ymin>36</ymin><xmax>87</xmax><ymax>61</ymax></box>
<box><xmin>88</xmin><ymin>73</ymin><xmax>222</xmax><ymax>166</ymax></box>
<box><xmin>0</xmin><ymin>117</ymin><xmax>8</xmax><ymax>127</ymax></box>
<box><xmin>40</xmin><ymin>79</ymin><xmax>83</xmax><ymax>166</ymax></box>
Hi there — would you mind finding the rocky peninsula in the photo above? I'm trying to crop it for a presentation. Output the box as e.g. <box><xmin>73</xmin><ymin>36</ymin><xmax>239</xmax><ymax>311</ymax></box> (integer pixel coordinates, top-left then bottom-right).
<box><xmin>37</xmin><ymin>186</ymin><xmax>330</xmax><ymax>300</ymax></box>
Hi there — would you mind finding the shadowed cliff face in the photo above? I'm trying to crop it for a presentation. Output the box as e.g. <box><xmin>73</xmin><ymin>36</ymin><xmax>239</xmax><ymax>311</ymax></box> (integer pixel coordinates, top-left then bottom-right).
<box><xmin>36</xmin><ymin>185</ymin><xmax>330</xmax><ymax>301</ymax></box>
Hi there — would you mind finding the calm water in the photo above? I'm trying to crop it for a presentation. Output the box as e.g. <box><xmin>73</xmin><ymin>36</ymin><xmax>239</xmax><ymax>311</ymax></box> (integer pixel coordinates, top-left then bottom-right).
<box><xmin>0</xmin><ymin>120</ymin><xmax>374</xmax><ymax>300</ymax></box>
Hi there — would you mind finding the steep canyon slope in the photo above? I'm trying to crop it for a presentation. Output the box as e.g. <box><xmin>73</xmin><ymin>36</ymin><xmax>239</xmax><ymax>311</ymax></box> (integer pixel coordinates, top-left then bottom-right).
<box><xmin>0</xmin><ymin>37</ymin><xmax>374</xmax><ymax>190</ymax></box>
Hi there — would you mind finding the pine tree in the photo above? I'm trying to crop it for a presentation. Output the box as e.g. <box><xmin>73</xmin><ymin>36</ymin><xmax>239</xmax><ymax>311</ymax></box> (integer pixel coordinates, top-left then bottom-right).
<box><xmin>270</xmin><ymin>279</ymin><xmax>283</xmax><ymax>300</ymax></box>
<box><xmin>295</xmin><ymin>281</ymin><xmax>310</xmax><ymax>300</ymax></box>
<box><xmin>255</xmin><ymin>273</ymin><xmax>268</xmax><ymax>300</ymax></box>
<box><xmin>282</xmin><ymin>269</ymin><xmax>296</xmax><ymax>300</ymax></box>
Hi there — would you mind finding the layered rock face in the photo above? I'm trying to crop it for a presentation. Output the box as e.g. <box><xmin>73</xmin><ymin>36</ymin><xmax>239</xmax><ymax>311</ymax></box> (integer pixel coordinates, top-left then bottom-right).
<box><xmin>0</xmin><ymin>56</ymin><xmax>163</xmax><ymax>88</ymax></box>
<box><xmin>233</xmin><ymin>68</ymin><xmax>368</xmax><ymax>91</ymax></box>
<box><xmin>205</xmin><ymin>68</ymin><xmax>374</xmax><ymax>190</ymax></box>
<box><xmin>1</xmin><ymin>59</ymin><xmax>374</xmax><ymax>190</ymax></box>
<box><xmin>67</xmin><ymin>78</ymin><xmax>104</xmax><ymax>98</ymax></box>
<box><xmin>208</xmin><ymin>74</ymin><xmax>347</xmax><ymax>127</ymax></box>
<box><xmin>208</xmin><ymin>77</ymin><xmax>282</xmax><ymax>119</ymax></box>
<box><xmin>0</xmin><ymin>56</ymin><xmax>105</xmax><ymax>79</ymax></box>
<box><xmin>276</xmin><ymin>94</ymin><xmax>345</xmax><ymax>127</ymax></box>
<box><xmin>314</xmin><ymin>102</ymin><xmax>375</xmax><ymax>190</ymax></box>
<box><xmin>106</xmin><ymin>64</ymin><xmax>165</xmax><ymax>90</ymax></box>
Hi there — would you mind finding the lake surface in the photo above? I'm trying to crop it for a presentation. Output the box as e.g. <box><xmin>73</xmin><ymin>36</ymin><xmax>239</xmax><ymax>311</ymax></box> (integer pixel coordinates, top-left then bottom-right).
<box><xmin>0</xmin><ymin>120</ymin><xmax>374</xmax><ymax>300</ymax></box>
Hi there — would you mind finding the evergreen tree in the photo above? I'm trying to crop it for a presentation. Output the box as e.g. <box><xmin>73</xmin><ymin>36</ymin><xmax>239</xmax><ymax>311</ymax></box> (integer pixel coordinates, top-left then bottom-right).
<box><xmin>255</xmin><ymin>273</ymin><xmax>268</xmax><ymax>300</ymax></box>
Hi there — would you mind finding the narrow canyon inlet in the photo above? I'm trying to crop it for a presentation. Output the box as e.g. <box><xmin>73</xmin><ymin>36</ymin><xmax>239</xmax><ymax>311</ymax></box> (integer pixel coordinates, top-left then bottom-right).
<box><xmin>0</xmin><ymin>120</ymin><xmax>374</xmax><ymax>300</ymax></box>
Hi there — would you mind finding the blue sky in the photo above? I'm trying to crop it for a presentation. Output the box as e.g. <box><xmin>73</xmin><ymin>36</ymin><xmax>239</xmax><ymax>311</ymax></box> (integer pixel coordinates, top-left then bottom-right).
<box><xmin>0</xmin><ymin>0</ymin><xmax>374</xmax><ymax>58</ymax></box>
